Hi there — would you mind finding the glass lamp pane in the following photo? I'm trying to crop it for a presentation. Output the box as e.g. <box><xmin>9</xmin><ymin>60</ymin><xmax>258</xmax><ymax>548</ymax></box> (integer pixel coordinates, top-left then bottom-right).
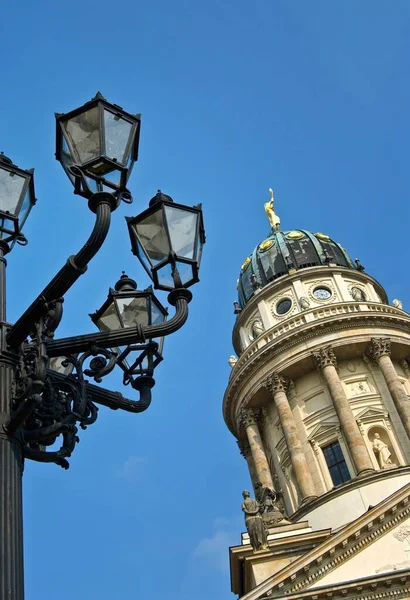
<box><xmin>176</xmin><ymin>261</ymin><xmax>195</xmax><ymax>286</ymax></box>
<box><xmin>102</xmin><ymin>168</ymin><xmax>121</xmax><ymax>185</ymax></box>
<box><xmin>164</xmin><ymin>206</ymin><xmax>197</xmax><ymax>259</ymax></box>
<box><xmin>0</xmin><ymin>170</ymin><xmax>26</xmax><ymax>214</ymax></box>
<box><xmin>151</xmin><ymin>302</ymin><xmax>165</xmax><ymax>325</ymax></box>
<box><xmin>116</xmin><ymin>296</ymin><xmax>149</xmax><ymax>328</ymax></box>
<box><xmin>19</xmin><ymin>185</ymin><xmax>34</xmax><ymax>229</ymax></box>
<box><xmin>60</xmin><ymin>135</ymin><xmax>75</xmax><ymax>183</ymax></box>
<box><xmin>63</xmin><ymin>106</ymin><xmax>101</xmax><ymax>164</ymax></box>
<box><xmin>135</xmin><ymin>209</ymin><xmax>170</xmax><ymax>265</ymax></box>
<box><xmin>0</xmin><ymin>217</ymin><xmax>16</xmax><ymax>239</ymax></box>
<box><xmin>157</xmin><ymin>263</ymin><xmax>175</xmax><ymax>289</ymax></box>
<box><xmin>136</xmin><ymin>238</ymin><xmax>151</xmax><ymax>273</ymax></box>
<box><xmin>97</xmin><ymin>302</ymin><xmax>121</xmax><ymax>331</ymax></box>
<box><xmin>104</xmin><ymin>110</ymin><xmax>132</xmax><ymax>164</ymax></box>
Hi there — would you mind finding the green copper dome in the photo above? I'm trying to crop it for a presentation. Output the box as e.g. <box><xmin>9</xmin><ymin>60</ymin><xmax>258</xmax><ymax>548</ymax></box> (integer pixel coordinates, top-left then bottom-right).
<box><xmin>237</xmin><ymin>228</ymin><xmax>357</xmax><ymax>307</ymax></box>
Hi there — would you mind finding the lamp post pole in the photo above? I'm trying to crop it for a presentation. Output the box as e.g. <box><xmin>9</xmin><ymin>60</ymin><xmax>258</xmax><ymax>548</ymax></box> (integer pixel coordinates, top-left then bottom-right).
<box><xmin>0</xmin><ymin>93</ymin><xmax>205</xmax><ymax>599</ymax></box>
<box><xmin>0</xmin><ymin>242</ymin><xmax>24</xmax><ymax>599</ymax></box>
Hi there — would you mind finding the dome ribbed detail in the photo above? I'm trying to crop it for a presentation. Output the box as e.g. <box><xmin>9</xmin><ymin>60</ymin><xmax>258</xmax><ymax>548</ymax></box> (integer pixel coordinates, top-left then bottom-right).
<box><xmin>237</xmin><ymin>229</ymin><xmax>356</xmax><ymax>307</ymax></box>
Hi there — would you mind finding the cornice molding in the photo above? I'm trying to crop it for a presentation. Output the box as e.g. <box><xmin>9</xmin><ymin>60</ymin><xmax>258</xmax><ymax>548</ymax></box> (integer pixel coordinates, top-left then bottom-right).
<box><xmin>264</xmin><ymin>570</ymin><xmax>410</xmax><ymax>600</ymax></box>
<box><xmin>292</xmin><ymin>466</ymin><xmax>410</xmax><ymax>522</ymax></box>
<box><xmin>241</xmin><ymin>482</ymin><xmax>410</xmax><ymax>600</ymax></box>
<box><xmin>224</xmin><ymin>313</ymin><xmax>410</xmax><ymax>436</ymax></box>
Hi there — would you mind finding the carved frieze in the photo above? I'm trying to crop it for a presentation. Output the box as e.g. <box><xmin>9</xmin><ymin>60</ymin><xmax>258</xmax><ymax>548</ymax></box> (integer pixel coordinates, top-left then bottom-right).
<box><xmin>345</xmin><ymin>379</ymin><xmax>371</xmax><ymax>397</ymax></box>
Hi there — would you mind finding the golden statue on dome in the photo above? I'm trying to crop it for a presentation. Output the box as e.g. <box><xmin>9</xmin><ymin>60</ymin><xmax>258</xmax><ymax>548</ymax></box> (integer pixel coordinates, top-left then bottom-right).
<box><xmin>264</xmin><ymin>188</ymin><xmax>281</xmax><ymax>231</ymax></box>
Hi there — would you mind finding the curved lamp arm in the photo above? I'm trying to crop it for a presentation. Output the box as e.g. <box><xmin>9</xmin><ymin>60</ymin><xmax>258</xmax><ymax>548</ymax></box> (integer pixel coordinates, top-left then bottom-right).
<box><xmin>86</xmin><ymin>375</ymin><xmax>155</xmax><ymax>413</ymax></box>
<box><xmin>7</xmin><ymin>192</ymin><xmax>117</xmax><ymax>349</ymax></box>
<box><xmin>48</xmin><ymin>370</ymin><xmax>155</xmax><ymax>413</ymax></box>
<box><xmin>46</xmin><ymin>288</ymin><xmax>193</xmax><ymax>358</ymax></box>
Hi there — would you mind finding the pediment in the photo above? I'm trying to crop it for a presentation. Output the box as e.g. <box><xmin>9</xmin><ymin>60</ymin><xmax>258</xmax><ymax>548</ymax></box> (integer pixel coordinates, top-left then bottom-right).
<box><xmin>355</xmin><ymin>406</ymin><xmax>388</xmax><ymax>423</ymax></box>
<box><xmin>307</xmin><ymin>421</ymin><xmax>339</xmax><ymax>442</ymax></box>
<box><xmin>239</xmin><ymin>483</ymin><xmax>410</xmax><ymax>600</ymax></box>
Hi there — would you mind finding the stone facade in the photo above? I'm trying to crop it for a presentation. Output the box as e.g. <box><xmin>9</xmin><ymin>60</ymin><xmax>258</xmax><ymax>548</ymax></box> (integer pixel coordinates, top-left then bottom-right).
<box><xmin>224</xmin><ymin>259</ymin><xmax>410</xmax><ymax>599</ymax></box>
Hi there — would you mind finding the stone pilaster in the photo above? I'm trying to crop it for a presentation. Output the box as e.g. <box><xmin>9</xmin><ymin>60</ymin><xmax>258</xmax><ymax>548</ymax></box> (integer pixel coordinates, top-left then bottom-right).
<box><xmin>313</xmin><ymin>346</ymin><xmax>375</xmax><ymax>476</ymax></box>
<box><xmin>367</xmin><ymin>338</ymin><xmax>410</xmax><ymax>440</ymax></box>
<box><xmin>265</xmin><ymin>373</ymin><xmax>317</xmax><ymax>503</ymax></box>
<box><xmin>239</xmin><ymin>407</ymin><xmax>274</xmax><ymax>489</ymax></box>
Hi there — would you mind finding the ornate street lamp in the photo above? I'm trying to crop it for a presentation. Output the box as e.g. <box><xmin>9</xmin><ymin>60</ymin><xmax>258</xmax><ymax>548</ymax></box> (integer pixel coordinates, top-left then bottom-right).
<box><xmin>0</xmin><ymin>93</ymin><xmax>205</xmax><ymax>600</ymax></box>
<box><xmin>55</xmin><ymin>92</ymin><xmax>141</xmax><ymax>201</ymax></box>
<box><xmin>126</xmin><ymin>190</ymin><xmax>205</xmax><ymax>291</ymax></box>
<box><xmin>90</xmin><ymin>272</ymin><xmax>167</xmax><ymax>385</ymax></box>
<box><xmin>0</xmin><ymin>153</ymin><xmax>35</xmax><ymax>245</ymax></box>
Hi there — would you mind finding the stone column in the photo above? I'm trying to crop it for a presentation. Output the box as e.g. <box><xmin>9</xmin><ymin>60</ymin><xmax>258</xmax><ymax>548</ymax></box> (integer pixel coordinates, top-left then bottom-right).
<box><xmin>367</xmin><ymin>338</ymin><xmax>410</xmax><ymax>439</ymax></box>
<box><xmin>239</xmin><ymin>408</ymin><xmax>274</xmax><ymax>489</ymax></box>
<box><xmin>237</xmin><ymin>439</ymin><xmax>259</xmax><ymax>493</ymax></box>
<box><xmin>265</xmin><ymin>374</ymin><xmax>317</xmax><ymax>502</ymax></box>
<box><xmin>313</xmin><ymin>347</ymin><xmax>375</xmax><ymax>476</ymax></box>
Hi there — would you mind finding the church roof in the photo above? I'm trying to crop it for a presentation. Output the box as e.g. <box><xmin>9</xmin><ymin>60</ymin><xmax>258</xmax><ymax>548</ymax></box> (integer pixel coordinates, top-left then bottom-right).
<box><xmin>238</xmin><ymin>228</ymin><xmax>357</xmax><ymax>307</ymax></box>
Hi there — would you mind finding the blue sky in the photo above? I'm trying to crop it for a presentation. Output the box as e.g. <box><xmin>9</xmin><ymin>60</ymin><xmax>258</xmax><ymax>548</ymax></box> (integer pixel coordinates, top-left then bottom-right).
<box><xmin>1</xmin><ymin>1</ymin><xmax>410</xmax><ymax>599</ymax></box>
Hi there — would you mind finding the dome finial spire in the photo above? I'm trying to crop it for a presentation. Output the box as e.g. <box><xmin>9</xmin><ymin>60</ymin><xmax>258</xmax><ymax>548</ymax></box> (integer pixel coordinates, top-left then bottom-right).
<box><xmin>264</xmin><ymin>188</ymin><xmax>281</xmax><ymax>231</ymax></box>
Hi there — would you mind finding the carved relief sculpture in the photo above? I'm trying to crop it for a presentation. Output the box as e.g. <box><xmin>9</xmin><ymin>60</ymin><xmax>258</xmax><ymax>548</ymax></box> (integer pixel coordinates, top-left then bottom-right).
<box><xmin>241</xmin><ymin>490</ymin><xmax>268</xmax><ymax>552</ymax></box>
<box><xmin>255</xmin><ymin>483</ymin><xmax>289</xmax><ymax>527</ymax></box>
<box><xmin>392</xmin><ymin>299</ymin><xmax>403</xmax><ymax>310</ymax></box>
<box><xmin>401</xmin><ymin>359</ymin><xmax>410</xmax><ymax>379</ymax></box>
<box><xmin>228</xmin><ymin>355</ymin><xmax>238</xmax><ymax>368</ymax></box>
<box><xmin>251</xmin><ymin>319</ymin><xmax>264</xmax><ymax>340</ymax></box>
<box><xmin>372</xmin><ymin>433</ymin><xmax>395</xmax><ymax>469</ymax></box>
<box><xmin>299</xmin><ymin>296</ymin><xmax>310</xmax><ymax>311</ymax></box>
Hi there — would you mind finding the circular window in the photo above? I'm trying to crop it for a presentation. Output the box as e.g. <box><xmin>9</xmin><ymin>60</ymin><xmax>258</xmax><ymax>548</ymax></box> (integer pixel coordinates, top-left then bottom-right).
<box><xmin>276</xmin><ymin>298</ymin><xmax>292</xmax><ymax>315</ymax></box>
<box><xmin>313</xmin><ymin>287</ymin><xmax>332</xmax><ymax>300</ymax></box>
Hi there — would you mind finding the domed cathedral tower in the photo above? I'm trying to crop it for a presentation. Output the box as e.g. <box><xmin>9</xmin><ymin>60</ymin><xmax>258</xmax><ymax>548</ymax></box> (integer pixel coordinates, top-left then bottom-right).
<box><xmin>224</xmin><ymin>190</ymin><xmax>410</xmax><ymax>600</ymax></box>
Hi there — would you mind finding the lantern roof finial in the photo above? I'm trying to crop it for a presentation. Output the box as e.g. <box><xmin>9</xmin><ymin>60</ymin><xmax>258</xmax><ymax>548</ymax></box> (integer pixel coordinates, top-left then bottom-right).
<box><xmin>114</xmin><ymin>272</ymin><xmax>137</xmax><ymax>292</ymax></box>
<box><xmin>0</xmin><ymin>152</ymin><xmax>13</xmax><ymax>166</ymax></box>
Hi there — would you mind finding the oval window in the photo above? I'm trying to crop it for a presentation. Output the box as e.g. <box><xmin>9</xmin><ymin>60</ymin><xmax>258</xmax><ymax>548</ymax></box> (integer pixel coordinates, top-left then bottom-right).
<box><xmin>313</xmin><ymin>287</ymin><xmax>332</xmax><ymax>300</ymax></box>
<box><xmin>276</xmin><ymin>298</ymin><xmax>292</xmax><ymax>315</ymax></box>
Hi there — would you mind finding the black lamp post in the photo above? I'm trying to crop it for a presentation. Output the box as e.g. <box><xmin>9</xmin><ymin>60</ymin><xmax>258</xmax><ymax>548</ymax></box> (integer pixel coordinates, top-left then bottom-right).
<box><xmin>0</xmin><ymin>93</ymin><xmax>205</xmax><ymax>599</ymax></box>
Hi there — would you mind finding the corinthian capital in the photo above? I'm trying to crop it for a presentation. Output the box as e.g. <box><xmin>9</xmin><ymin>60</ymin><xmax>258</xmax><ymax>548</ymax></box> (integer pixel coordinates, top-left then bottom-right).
<box><xmin>237</xmin><ymin>439</ymin><xmax>251</xmax><ymax>458</ymax></box>
<box><xmin>366</xmin><ymin>337</ymin><xmax>391</xmax><ymax>362</ymax></box>
<box><xmin>312</xmin><ymin>346</ymin><xmax>337</xmax><ymax>370</ymax></box>
<box><xmin>239</xmin><ymin>407</ymin><xmax>259</xmax><ymax>429</ymax></box>
<box><xmin>265</xmin><ymin>372</ymin><xmax>289</xmax><ymax>395</ymax></box>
